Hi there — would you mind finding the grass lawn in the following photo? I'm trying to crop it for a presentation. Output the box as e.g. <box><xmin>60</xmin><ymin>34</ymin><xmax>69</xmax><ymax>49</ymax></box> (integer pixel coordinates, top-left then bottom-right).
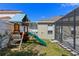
<box><xmin>0</xmin><ymin>39</ymin><xmax>72</xmax><ymax>56</ymax></box>
<box><xmin>40</xmin><ymin>40</ymin><xmax>72</xmax><ymax>56</ymax></box>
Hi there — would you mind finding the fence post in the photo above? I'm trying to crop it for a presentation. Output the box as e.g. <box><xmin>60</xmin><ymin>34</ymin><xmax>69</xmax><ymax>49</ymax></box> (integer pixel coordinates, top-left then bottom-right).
<box><xmin>73</xmin><ymin>10</ymin><xmax>76</xmax><ymax>49</ymax></box>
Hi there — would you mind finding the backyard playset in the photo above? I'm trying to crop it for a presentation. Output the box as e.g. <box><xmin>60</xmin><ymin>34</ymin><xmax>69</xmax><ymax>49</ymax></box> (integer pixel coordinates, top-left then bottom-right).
<box><xmin>12</xmin><ymin>15</ymin><xmax>47</xmax><ymax>50</ymax></box>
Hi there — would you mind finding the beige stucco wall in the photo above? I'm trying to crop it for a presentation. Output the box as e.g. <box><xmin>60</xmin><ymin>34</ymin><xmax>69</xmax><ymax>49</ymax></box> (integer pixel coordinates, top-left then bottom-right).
<box><xmin>38</xmin><ymin>24</ymin><xmax>55</xmax><ymax>40</ymax></box>
<box><xmin>38</xmin><ymin>24</ymin><xmax>47</xmax><ymax>39</ymax></box>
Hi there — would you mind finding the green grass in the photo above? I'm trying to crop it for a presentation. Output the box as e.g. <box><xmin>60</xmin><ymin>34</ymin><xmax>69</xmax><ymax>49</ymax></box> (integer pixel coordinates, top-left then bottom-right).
<box><xmin>40</xmin><ymin>40</ymin><xmax>72</xmax><ymax>56</ymax></box>
<box><xmin>0</xmin><ymin>39</ymin><xmax>72</xmax><ymax>56</ymax></box>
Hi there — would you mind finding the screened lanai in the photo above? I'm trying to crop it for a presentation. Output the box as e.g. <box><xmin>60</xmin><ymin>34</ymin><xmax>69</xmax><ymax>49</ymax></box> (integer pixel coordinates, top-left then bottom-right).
<box><xmin>55</xmin><ymin>7</ymin><xmax>79</xmax><ymax>52</ymax></box>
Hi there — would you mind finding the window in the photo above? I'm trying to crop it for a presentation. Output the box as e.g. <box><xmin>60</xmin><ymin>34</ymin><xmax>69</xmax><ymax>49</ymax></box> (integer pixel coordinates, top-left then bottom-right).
<box><xmin>48</xmin><ymin>30</ymin><xmax>52</xmax><ymax>34</ymax></box>
<box><xmin>36</xmin><ymin>32</ymin><xmax>38</xmax><ymax>33</ymax></box>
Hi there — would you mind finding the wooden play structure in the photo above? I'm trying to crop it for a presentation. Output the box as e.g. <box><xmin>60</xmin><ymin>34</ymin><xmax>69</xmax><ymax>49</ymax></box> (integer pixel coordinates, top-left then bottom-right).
<box><xmin>13</xmin><ymin>15</ymin><xmax>29</xmax><ymax>41</ymax></box>
<box><xmin>10</xmin><ymin>14</ymin><xmax>46</xmax><ymax>50</ymax></box>
<box><xmin>13</xmin><ymin>23</ymin><xmax>29</xmax><ymax>41</ymax></box>
<box><xmin>10</xmin><ymin>15</ymin><xmax>29</xmax><ymax>50</ymax></box>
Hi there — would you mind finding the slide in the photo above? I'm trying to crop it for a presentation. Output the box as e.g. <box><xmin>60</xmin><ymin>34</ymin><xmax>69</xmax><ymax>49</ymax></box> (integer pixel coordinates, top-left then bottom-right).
<box><xmin>27</xmin><ymin>32</ymin><xmax>47</xmax><ymax>46</ymax></box>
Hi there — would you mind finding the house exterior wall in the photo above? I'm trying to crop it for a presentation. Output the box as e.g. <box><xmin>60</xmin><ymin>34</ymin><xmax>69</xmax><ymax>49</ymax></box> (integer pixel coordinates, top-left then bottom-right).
<box><xmin>29</xmin><ymin>29</ymin><xmax>38</xmax><ymax>35</ymax></box>
<box><xmin>48</xmin><ymin>25</ymin><xmax>55</xmax><ymax>39</ymax></box>
<box><xmin>38</xmin><ymin>24</ymin><xmax>47</xmax><ymax>39</ymax></box>
<box><xmin>38</xmin><ymin>24</ymin><xmax>55</xmax><ymax>40</ymax></box>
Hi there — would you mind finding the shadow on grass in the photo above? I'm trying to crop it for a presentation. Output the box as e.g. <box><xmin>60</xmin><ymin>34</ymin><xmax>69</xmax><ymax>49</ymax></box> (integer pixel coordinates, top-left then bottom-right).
<box><xmin>0</xmin><ymin>47</ymin><xmax>46</xmax><ymax>56</ymax></box>
<box><xmin>0</xmin><ymin>40</ymin><xmax>46</xmax><ymax>56</ymax></box>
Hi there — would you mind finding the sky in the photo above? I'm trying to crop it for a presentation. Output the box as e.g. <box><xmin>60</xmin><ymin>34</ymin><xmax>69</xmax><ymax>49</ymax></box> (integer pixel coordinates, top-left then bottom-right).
<box><xmin>0</xmin><ymin>3</ymin><xmax>78</xmax><ymax>22</ymax></box>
